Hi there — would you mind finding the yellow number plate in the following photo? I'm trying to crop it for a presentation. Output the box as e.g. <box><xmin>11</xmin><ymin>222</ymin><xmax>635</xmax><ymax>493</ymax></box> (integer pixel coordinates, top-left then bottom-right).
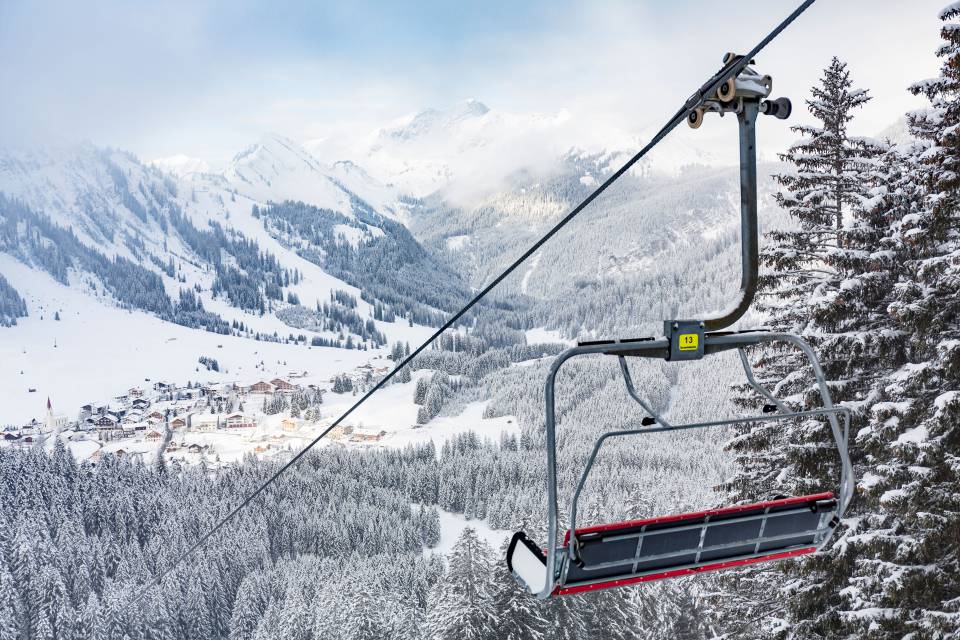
<box><xmin>678</xmin><ymin>333</ymin><xmax>699</xmax><ymax>351</ymax></box>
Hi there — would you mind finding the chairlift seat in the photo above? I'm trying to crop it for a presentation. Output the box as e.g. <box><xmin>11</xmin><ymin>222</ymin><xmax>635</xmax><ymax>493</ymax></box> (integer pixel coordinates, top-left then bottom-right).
<box><xmin>509</xmin><ymin>492</ymin><xmax>838</xmax><ymax>597</ymax></box>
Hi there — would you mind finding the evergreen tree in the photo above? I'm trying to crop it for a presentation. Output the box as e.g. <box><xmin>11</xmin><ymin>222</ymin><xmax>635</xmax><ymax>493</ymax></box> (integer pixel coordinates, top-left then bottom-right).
<box><xmin>425</xmin><ymin>527</ymin><xmax>497</xmax><ymax>640</ymax></box>
<box><xmin>414</xmin><ymin>376</ymin><xmax>430</xmax><ymax>405</ymax></box>
<box><xmin>393</xmin><ymin>342</ymin><xmax>413</xmax><ymax>383</ymax></box>
<box><xmin>0</xmin><ymin>563</ymin><xmax>21</xmax><ymax>640</ymax></box>
<box><xmin>721</xmin><ymin>58</ymin><xmax>890</xmax><ymax>636</ymax></box>
<box><xmin>833</xmin><ymin>5</ymin><xmax>960</xmax><ymax>637</ymax></box>
<box><xmin>423</xmin><ymin>506</ymin><xmax>441</xmax><ymax>548</ymax></box>
<box><xmin>490</xmin><ymin>540</ymin><xmax>546</xmax><ymax>640</ymax></box>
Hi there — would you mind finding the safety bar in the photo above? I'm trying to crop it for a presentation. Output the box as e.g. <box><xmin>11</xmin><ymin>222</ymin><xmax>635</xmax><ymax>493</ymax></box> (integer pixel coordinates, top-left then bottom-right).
<box><xmin>617</xmin><ymin>356</ymin><xmax>672</xmax><ymax>428</ymax></box>
<box><xmin>536</xmin><ymin>331</ymin><xmax>855</xmax><ymax>599</ymax></box>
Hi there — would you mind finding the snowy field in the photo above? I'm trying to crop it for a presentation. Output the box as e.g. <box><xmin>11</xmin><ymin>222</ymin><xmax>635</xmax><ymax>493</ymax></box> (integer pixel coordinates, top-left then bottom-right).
<box><xmin>430</xmin><ymin>508</ymin><xmax>510</xmax><ymax>556</ymax></box>
<box><xmin>0</xmin><ymin>254</ymin><xmax>432</xmax><ymax>426</ymax></box>
<box><xmin>525</xmin><ymin>326</ymin><xmax>573</xmax><ymax>346</ymax></box>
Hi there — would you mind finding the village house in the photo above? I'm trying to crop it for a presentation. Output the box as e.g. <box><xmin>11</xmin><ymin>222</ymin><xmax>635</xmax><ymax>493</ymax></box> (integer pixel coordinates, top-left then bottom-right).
<box><xmin>148</xmin><ymin>411</ymin><xmax>165</xmax><ymax>422</ymax></box>
<box><xmin>350</xmin><ymin>427</ymin><xmax>387</xmax><ymax>443</ymax></box>
<box><xmin>128</xmin><ymin>387</ymin><xmax>145</xmax><ymax>398</ymax></box>
<box><xmin>193</xmin><ymin>415</ymin><xmax>219</xmax><ymax>432</ymax></box>
<box><xmin>177</xmin><ymin>388</ymin><xmax>201</xmax><ymax>401</ymax></box>
<box><xmin>131</xmin><ymin>398</ymin><xmax>150</xmax><ymax>410</ymax></box>
<box><xmin>280</xmin><ymin>418</ymin><xmax>299</xmax><ymax>432</ymax></box>
<box><xmin>187</xmin><ymin>444</ymin><xmax>206</xmax><ymax>454</ymax></box>
<box><xmin>270</xmin><ymin>378</ymin><xmax>297</xmax><ymax>391</ymax></box>
<box><xmin>170</xmin><ymin>417</ymin><xmax>187</xmax><ymax>430</ymax></box>
<box><xmin>94</xmin><ymin>415</ymin><xmax>117</xmax><ymax>430</ymax></box>
<box><xmin>145</xmin><ymin>430</ymin><xmax>163</xmax><ymax>442</ymax></box>
<box><xmin>248</xmin><ymin>381</ymin><xmax>273</xmax><ymax>394</ymax></box>
<box><xmin>327</xmin><ymin>425</ymin><xmax>352</xmax><ymax>441</ymax></box>
<box><xmin>21</xmin><ymin>419</ymin><xmax>41</xmax><ymax>435</ymax></box>
<box><xmin>225</xmin><ymin>413</ymin><xmax>255</xmax><ymax>429</ymax></box>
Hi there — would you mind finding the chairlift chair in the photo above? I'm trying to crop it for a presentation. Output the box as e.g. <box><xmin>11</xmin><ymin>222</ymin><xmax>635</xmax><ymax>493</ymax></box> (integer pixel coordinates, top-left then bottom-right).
<box><xmin>506</xmin><ymin>56</ymin><xmax>854</xmax><ymax>599</ymax></box>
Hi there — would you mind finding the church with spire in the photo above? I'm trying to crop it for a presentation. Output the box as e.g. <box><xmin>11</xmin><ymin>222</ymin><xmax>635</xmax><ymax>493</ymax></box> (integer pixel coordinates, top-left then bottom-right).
<box><xmin>45</xmin><ymin>397</ymin><xmax>68</xmax><ymax>431</ymax></box>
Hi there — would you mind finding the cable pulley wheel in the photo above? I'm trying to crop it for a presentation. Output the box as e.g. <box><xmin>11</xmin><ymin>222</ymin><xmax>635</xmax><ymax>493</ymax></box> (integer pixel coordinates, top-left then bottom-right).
<box><xmin>717</xmin><ymin>78</ymin><xmax>736</xmax><ymax>101</ymax></box>
<box><xmin>687</xmin><ymin>108</ymin><xmax>705</xmax><ymax>129</ymax></box>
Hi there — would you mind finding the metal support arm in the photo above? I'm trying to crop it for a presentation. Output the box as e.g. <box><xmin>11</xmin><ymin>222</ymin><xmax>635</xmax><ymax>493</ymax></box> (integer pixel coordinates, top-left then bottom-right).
<box><xmin>703</xmin><ymin>100</ymin><xmax>760</xmax><ymax>331</ymax></box>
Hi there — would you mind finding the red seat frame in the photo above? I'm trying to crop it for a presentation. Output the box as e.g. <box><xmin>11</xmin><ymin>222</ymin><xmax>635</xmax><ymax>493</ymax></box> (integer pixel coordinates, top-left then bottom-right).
<box><xmin>554</xmin><ymin>492</ymin><xmax>835</xmax><ymax>596</ymax></box>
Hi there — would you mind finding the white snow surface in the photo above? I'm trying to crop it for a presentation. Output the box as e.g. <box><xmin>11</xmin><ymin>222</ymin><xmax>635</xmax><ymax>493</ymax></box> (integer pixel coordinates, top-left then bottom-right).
<box><xmin>445</xmin><ymin>235</ymin><xmax>471</xmax><ymax>251</ymax></box>
<box><xmin>149</xmin><ymin>154</ymin><xmax>211</xmax><ymax>176</ymax></box>
<box><xmin>525</xmin><ymin>327</ymin><xmax>573</xmax><ymax>346</ymax></box>
<box><xmin>224</xmin><ymin>134</ymin><xmax>356</xmax><ymax>215</ymax></box>
<box><xmin>429</xmin><ymin>508</ymin><xmax>509</xmax><ymax>557</ymax></box>
<box><xmin>897</xmin><ymin>425</ymin><xmax>929</xmax><ymax>444</ymax></box>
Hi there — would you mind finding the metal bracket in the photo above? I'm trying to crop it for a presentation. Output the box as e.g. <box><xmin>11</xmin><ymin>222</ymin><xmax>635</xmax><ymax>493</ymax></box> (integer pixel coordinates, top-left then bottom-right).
<box><xmin>664</xmin><ymin>320</ymin><xmax>706</xmax><ymax>361</ymax></box>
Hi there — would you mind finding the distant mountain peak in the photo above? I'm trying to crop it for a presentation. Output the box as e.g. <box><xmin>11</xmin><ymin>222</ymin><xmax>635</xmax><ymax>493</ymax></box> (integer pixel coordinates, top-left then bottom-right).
<box><xmin>229</xmin><ymin>133</ymin><xmax>323</xmax><ymax>172</ymax></box>
<box><xmin>456</xmin><ymin>98</ymin><xmax>490</xmax><ymax>118</ymax></box>
<box><xmin>149</xmin><ymin>154</ymin><xmax>210</xmax><ymax>176</ymax></box>
<box><xmin>380</xmin><ymin>100</ymin><xmax>493</xmax><ymax>142</ymax></box>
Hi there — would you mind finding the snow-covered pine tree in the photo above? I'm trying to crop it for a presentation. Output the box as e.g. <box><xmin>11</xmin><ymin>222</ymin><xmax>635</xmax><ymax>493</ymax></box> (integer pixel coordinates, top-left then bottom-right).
<box><xmin>728</xmin><ymin>59</ymin><xmax>880</xmax><ymax>490</ymax></box>
<box><xmin>834</xmin><ymin>5</ymin><xmax>960</xmax><ymax>637</ymax></box>
<box><xmin>0</xmin><ymin>561</ymin><xmax>20</xmax><ymax>640</ymax></box>
<box><xmin>726</xmin><ymin>57</ymin><xmax>880</xmax><ymax>500</ymax></box>
<box><xmin>425</xmin><ymin>527</ymin><xmax>497</xmax><ymax>640</ymax></box>
<box><xmin>490</xmin><ymin>540</ymin><xmax>546</xmax><ymax>640</ymax></box>
<box><xmin>392</xmin><ymin>341</ymin><xmax>413</xmax><ymax>383</ymax></box>
<box><xmin>720</xmin><ymin>57</ymin><xmax>888</xmax><ymax>636</ymax></box>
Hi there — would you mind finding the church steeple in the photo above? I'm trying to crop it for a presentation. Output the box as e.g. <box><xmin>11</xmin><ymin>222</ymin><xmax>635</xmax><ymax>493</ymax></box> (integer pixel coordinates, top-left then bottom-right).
<box><xmin>45</xmin><ymin>397</ymin><xmax>56</xmax><ymax>430</ymax></box>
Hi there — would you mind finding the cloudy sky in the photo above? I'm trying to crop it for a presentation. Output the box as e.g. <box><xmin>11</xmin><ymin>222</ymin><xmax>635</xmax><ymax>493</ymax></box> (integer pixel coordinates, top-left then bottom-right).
<box><xmin>0</xmin><ymin>0</ymin><xmax>946</xmax><ymax>167</ymax></box>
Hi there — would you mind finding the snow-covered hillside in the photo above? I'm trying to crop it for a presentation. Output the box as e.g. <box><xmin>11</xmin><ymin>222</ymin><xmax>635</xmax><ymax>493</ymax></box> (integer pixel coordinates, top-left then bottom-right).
<box><xmin>0</xmin><ymin>99</ymin><xmax>781</xmax><ymax>424</ymax></box>
<box><xmin>0</xmin><ymin>137</ymin><xmax>455</xmax><ymax>424</ymax></box>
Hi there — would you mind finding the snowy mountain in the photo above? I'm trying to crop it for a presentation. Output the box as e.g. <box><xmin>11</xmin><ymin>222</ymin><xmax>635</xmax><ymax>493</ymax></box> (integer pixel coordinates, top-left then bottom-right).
<box><xmin>0</xmin><ymin>103</ymin><xmax>765</xmax><ymax>424</ymax></box>
<box><xmin>303</xmin><ymin>99</ymin><xmax>737</xmax><ymax>212</ymax></box>
<box><xmin>307</xmin><ymin>100</ymin><xmax>584</xmax><ymax>202</ymax></box>
<box><xmin>0</xmin><ymin>139</ymin><xmax>460</xmax><ymax>423</ymax></box>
